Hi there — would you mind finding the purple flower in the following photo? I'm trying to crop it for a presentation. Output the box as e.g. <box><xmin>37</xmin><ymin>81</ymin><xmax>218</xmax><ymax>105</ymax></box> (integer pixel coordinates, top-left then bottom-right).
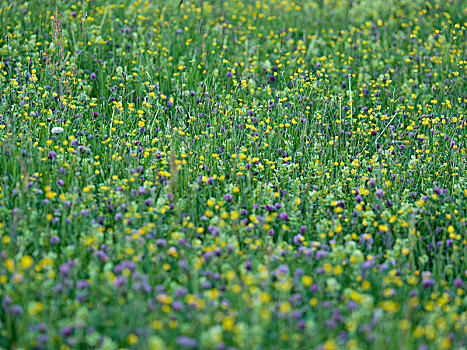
<box><xmin>60</xmin><ymin>326</ymin><xmax>73</xmax><ymax>337</ymax></box>
<box><xmin>293</xmin><ymin>234</ymin><xmax>304</xmax><ymax>245</ymax></box>
<box><xmin>368</xmin><ymin>178</ymin><xmax>376</xmax><ymax>189</ymax></box>
<box><xmin>77</xmin><ymin>280</ymin><xmax>90</xmax><ymax>289</ymax></box>
<box><xmin>274</xmin><ymin>264</ymin><xmax>290</xmax><ymax>276</ymax></box>
<box><xmin>200</xmin><ymin>281</ymin><xmax>211</xmax><ymax>289</ymax></box>
<box><xmin>90</xmin><ymin>72</ymin><xmax>97</xmax><ymax>79</ymax></box>
<box><xmin>59</xmin><ymin>264</ymin><xmax>71</xmax><ymax>277</ymax></box>
<box><xmin>309</xmin><ymin>284</ymin><xmax>319</xmax><ymax>292</ymax></box>
<box><xmin>113</xmin><ymin>275</ymin><xmax>127</xmax><ymax>288</ymax></box>
<box><xmin>278</xmin><ymin>212</ymin><xmax>289</xmax><ymax>221</ymax></box>
<box><xmin>453</xmin><ymin>278</ymin><xmax>464</xmax><ymax>289</ymax></box>
<box><xmin>376</xmin><ymin>188</ymin><xmax>384</xmax><ymax>199</ymax></box>
<box><xmin>208</xmin><ymin>225</ymin><xmax>220</xmax><ymax>237</ymax></box>
<box><xmin>156</xmin><ymin>239</ymin><xmax>167</xmax><ymax>247</ymax></box>
<box><xmin>315</xmin><ymin>250</ymin><xmax>328</xmax><ymax>259</ymax></box>
<box><xmin>347</xmin><ymin>300</ymin><xmax>358</xmax><ymax>310</ymax></box>
<box><xmin>176</xmin><ymin>336</ymin><xmax>198</xmax><ymax>348</ymax></box>
<box><xmin>361</xmin><ymin>260</ymin><xmax>374</xmax><ymax>269</ymax></box>
<box><xmin>11</xmin><ymin>305</ymin><xmax>23</xmax><ymax>315</ymax></box>
<box><xmin>2</xmin><ymin>296</ymin><xmax>11</xmax><ymax>310</ymax></box>
<box><xmin>48</xmin><ymin>151</ymin><xmax>57</xmax><ymax>160</ymax></box>
<box><xmin>37</xmin><ymin>334</ymin><xmax>48</xmax><ymax>344</ymax></box>
<box><xmin>421</xmin><ymin>278</ymin><xmax>435</xmax><ymax>288</ymax></box>
<box><xmin>421</xmin><ymin>273</ymin><xmax>435</xmax><ymax>289</ymax></box>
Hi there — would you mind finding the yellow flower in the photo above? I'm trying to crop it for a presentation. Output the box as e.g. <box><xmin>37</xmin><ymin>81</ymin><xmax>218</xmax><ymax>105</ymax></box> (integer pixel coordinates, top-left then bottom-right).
<box><xmin>259</xmin><ymin>292</ymin><xmax>271</xmax><ymax>303</ymax></box>
<box><xmin>151</xmin><ymin>320</ymin><xmax>163</xmax><ymax>330</ymax></box>
<box><xmin>222</xmin><ymin>316</ymin><xmax>235</xmax><ymax>331</ymax></box>
<box><xmin>46</xmin><ymin>191</ymin><xmax>57</xmax><ymax>199</ymax></box>
<box><xmin>439</xmin><ymin>337</ymin><xmax>451</xmax><ymax>349</ymax></box>
<box><xmin>20</xmin><ymin>256</ymin><xmax>33</xmax><ymax>269</ymax></box>
<box><xmin>127</xmin><ymin>334</ymin><xmax>138</xmax><ymax>345</ymax></box>
<box><xmin>206</xmin><ymin>288</ymin><xmax>220</xmax><ymax>300</ymax></box>
<box><xmin>5</xmin><ymin>259</ymin><xmax>15</xmax><ymax>272</ymax></box>
<box><xmin>28</xmin><ymin>301</ymin><xmax>43</xmax><ymax>315</ymax></box>
<box><xmin>323</xmin><ymin>340</ymin><xmax>337</xmax><ymax>350</ymax></box>
<box><xmin>279</xmin><ymin>301</ymin><xmax>291</xmax><ymax>313</ymax></box>
<box><xmin>302</xmin><ymin>275</ymin><xmax>313</xmax><ymax>286</ymax></box>
<box><xmin>361</xmin><ymin>280</ymin><xmax>371</xmax><ymax>291</ymax></box>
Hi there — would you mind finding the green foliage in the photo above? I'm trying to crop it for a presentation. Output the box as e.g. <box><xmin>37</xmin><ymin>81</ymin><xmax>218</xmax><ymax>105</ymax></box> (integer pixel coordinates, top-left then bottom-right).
<box><xmin>0</xmin><ymin>0</ymin><xmax>466</xmax><ymax>349</ymax></box>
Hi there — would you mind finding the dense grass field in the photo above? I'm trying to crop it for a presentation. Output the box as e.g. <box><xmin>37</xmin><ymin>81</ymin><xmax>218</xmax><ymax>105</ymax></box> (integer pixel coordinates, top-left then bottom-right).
<box><xmin>0</xmin><ymin>0</ymin><xmax>466</xmax><ymax>349</ymax></box>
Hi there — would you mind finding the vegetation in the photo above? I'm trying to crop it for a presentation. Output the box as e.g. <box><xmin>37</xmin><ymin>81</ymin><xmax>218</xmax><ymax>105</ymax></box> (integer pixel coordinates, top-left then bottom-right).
<box><xmin>0</xmin><ymin>0</ymin><xmax>466</xmax><ymax>349</ymax></box>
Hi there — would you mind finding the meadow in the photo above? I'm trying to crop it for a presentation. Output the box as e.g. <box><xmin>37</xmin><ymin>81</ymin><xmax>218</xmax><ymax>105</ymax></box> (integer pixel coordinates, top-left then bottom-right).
<box><xmin>0</xmin><ymin>0</ymin><xmax>466</xmax><ymax>349</ymax></box>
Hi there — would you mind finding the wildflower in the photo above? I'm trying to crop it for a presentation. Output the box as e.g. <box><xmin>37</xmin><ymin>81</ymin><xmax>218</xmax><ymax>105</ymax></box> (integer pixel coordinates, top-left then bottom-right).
<box><xmin>48</xmin><ymin>151</ymin><xmax>57</xmax><ymax>160</ymax></box>
<box><xmin>453</xmin><ymin>278</ymin><xmax>464</xmax><ymax>289</ymax></box>
<box><xmin>176</xmin><ymin>336</ymin><xmax>198</xmax><ymax>348</ymax></box>
<box><xmin>20</xmin><ymin>256</ymin><xmax>33</xmax><ymax>269</ymax></box>
<box><xmin>60</xmin><ymin>326</ymin><xmax>73</xmax><ymax>337</ymax></box>
<box><xmin>51</xmin><ymin>127</ymin><xmax>64</xmax><ymax>134</ymax></box>
<box><xmin>10</xmin><ymin>305</ymin><xmax>24</xmax><ymax>315</ymax></box>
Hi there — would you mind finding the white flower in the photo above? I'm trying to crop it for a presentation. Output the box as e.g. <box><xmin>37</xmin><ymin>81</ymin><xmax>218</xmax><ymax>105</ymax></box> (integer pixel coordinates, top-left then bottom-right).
<box><xmin>51</xmin><ymin>127</ymin><xmax>64</xmax><ymax>134</ymax></box>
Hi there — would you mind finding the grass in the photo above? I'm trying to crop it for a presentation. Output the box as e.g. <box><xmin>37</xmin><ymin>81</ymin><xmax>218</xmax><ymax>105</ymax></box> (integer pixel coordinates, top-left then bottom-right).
<box><xmin>0</xmin><ymin>0</ymin><xmax>466</xmax><ymax>349</ymax></box>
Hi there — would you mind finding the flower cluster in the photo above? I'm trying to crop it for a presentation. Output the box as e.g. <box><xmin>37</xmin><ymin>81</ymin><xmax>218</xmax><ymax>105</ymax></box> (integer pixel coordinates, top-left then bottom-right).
<box><xmin>0</xmin><ymin>0</ymin><xmax>466</xmax><ymax>349</ymax></box>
